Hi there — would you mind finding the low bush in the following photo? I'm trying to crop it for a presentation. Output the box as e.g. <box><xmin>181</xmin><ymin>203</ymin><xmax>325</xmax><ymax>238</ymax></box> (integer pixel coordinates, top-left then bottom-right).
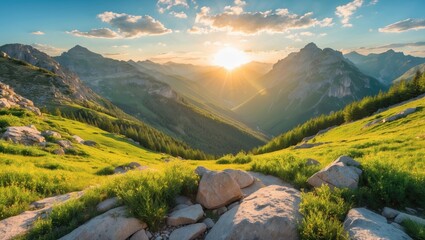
<box><xmin>299</xmin><ymin>185</ymin><xmax>351</xmax><ymax>240</ymax></box>
<box><xmin>250</xmin><ymin>155</ymin><xmax>320</xmax><ymax>188</ymax></box>
<box><xmin>401</xmin><ymin>220</ymin><xmax>425</xmax><ymax>240</ymax></box>
<box><xmin>216</xmin><ymin>152</ymin><xmax>253</xmax><ymax>165</ymax></box>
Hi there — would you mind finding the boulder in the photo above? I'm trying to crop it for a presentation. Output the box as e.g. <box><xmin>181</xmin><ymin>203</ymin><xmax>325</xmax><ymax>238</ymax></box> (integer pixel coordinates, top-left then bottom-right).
<box><xmin>224</xmin><ymin>169</ymin><xmax>255</xmax><ymax>188</ymax></box>
<box><xmin>383</xmin><ymin>107</ymin><xmax>417</xmax><ymax>123</ymax></box>
<box><xmin>203</xmin><ymin>218</ymin><xmax>215</xmax><ymax>229</ymax></box>
<box><xmin>227</xmin><ymin>202</ymin><xmax>239</xmax><ymax>210</ymax></box>
<box><xmin>114</xmin><ymin>162</ymin><xmax>147</xmax><ymax>174</ymax></box>
<box><xmin>394</xmin><ymin>212</ymin><xmax>425</xmax><ymax>226</ymax></box>
<box><xmin>57</xmin><ymin>140</ymin><xmax>73</xmax><ymax>149</ymax></box>
<box><xmin>206</xmin><ymin>185</ymin><xmax>301</xmax><ymax>240</ymax></box>
<box><xmin>167</xmin><ymin>204</ymin><xmax>204</xmax><ymax>226</ymax></box>
<box><xmin>294</xmin><ymin>142</ymin><xmax>324</xmax><ymax>149</ymax></box>
<box><xmin>83</xmin><ymin>140</ymin><xmax>97</xmax><ymax>146</ymax></box>
<box><xmin>41</xmin><ymin>130</ymin><xmax>61</xmax><ymax>139</ymax></box>
<box><xmin>172</xmin><ymin>204</ymin><xmax>190</xmax><ymax>211</ymax></box>
<box><xmin>130</xmin><ymin>229</ymin><xmax>149</xmax><ymax>240</ymax></box>
<box><xmin>2</xmin><ymin>126</ymin><xmax>45</xmax><ymax>145</ymax></box>
<box><xmin>71</xmin><ymin>135</ymin><xmax>84</xmax><ymax>144</ymax></box>
<box><xmin>344</xmin><ymin>208</ymin><xmax>412</xmax><ymax>240</ymax></box>
<box><xmin>53</xmin><ymin>148</ymin><xmax>65</xmax><ymax>155</ymax></box>
<box><xmin>307</xmin><ymin>155</ymin><xmax>362</xmax><ymax>189</ymax></box>
<box><xmin>96</xmin><ymin>197</ymin><xmax>120</xmax><ymax>212</ymax></box>
<box><xmin>195</xmin><ymin>166</ymin><xmax>210</xmax><ymax>177</ymax></box>
<box><xmin>196</xmin><ymin>171</ymin><xmax>243</xmax><ymax>209</ymax></box>
<box><xmin>382</xmin><ymin>207</ymin><xmax>400</xmax><ymax>219</ymax></box>
<box><xmin>212</xmin><ymin>206</ymin><xmax>227</xmax><ymax>216</ymax></box>
<box><xmin>169</xmin><ymin>223</ymin><xmax>207</xmax><ymax>240</ymax></box>
<box><xmin>60</xmin><ymin>206</ymin><xmax>146</xmax><ymax>240</ymax></box>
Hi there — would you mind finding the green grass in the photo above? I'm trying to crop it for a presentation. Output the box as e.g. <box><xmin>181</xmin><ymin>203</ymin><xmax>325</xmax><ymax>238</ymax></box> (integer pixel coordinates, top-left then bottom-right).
<box><xmin>24</xmin><ymin>163</ymin><xmax>198</xmax><ymax>239</ymax></box>
<box><xmin>0</xmin><ymin>109</ymin><xmax>163</xmax><ymax>220</ymax></box>
<box><xmin>402</xmin><ymin>220</ymin><xmax>425</xmax><ymax>240</ymax></box>
<box><xmin>216</xmin><ymin>152</ymin><xmax>253</xmax><ymax>165</ymax></box>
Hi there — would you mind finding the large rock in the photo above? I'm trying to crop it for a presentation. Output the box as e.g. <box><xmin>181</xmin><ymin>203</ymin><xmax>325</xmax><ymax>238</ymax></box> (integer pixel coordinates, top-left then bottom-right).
<box><xmin>57</xmin><ymin>140</ymin><xmax>73</xmax><ymax>149</ymax></box>
<box><xmin>344</xmin><ymin>208</ymin><xmax>412</xmax><ymax>240</ymax></box>
<box><xmin>167</xmin><ymin>204</ymin><xmax>204</xmax><ymax>226</ymax></box>
<box><xmin>41</xmin><ymin>130</ymin><xmax>61</xmax><ymax>139</ymax></box>
<box><xmin>224</xmin><ymin>169</ymin><xmax>255</xmax><ymax>188</ymax></box>
<box><xmin>60</xmin><ymin>206</ymin><xmax>146</xmax><ymax>240</ymax></box>
<box><xmin>72</xmin><ymin>135</ymin><xmax>84</xmax><ymax>144</ymax></box>
<box><xmin>96</xmin><ymin>197</ymin><xmax>120</xmax><ymax>212</ymax></box>
<box><xmin>195</xmin><ymin>166</ymin><xmax>210</xmax><ymax>177</ymax></box>
<box><xmin>169</xmin><ymin>223</ymin><xmax>207</xmax><ymax>240</ymax></box>
<box><xmin>383</xmin><ymin>107</ymin><xmax>417</xmax><ymax>123</ymax></box>
<box><xmin>206</xmin><ymin>185</ymin><xmax>301</xmax><ymax>240</ymax></box>
<box><xmin>394</xmin><ymin>212</ymin><xmax>425</xmax><ymax>226</ymax></box>
<box><xmin>130</xmin><ymin>229</ymin><xmax>149</xmax><ymax>240</ymax></box>
<box><xmin>196</xmin><ymin>171</ymin><xmax>243</xmax><ymax>209</ymax></box>
<box><xmin>307</xmin><ymin>155</ymin><xmax>362</xmax><ymax>189</ymax></box>
<box><xmin>0</xmin><ymin>82</ymin><xmax>41</xmax><ymax>115</ymax></box>
<box><xmin>2</xmin><ymin>126</ymin><xmax>45</xmax><ymax>145</ymax></box>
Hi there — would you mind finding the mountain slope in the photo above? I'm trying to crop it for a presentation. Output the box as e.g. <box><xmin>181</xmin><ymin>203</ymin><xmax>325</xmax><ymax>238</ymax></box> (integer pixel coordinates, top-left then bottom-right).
<box><xmin>0</xmin><ymin>44</ymin><xmax>125</xmax><ymax>118</ymax></box>
<box><xmin>55</xmin><ymin>46</ymin><xmax>266</xmax><ymax>155</ymax></box>
<box><xmin>345</xmin><ymin>50</ymin><xmax>425</xmax><ymax>85</ymax></box>
<box><xmin>394</xmin><ymin>63</ymin><xmax>425</xmax><ymax>83</ymax></box>
<box><xmin>234</xmin><ymin>43</ymin><xmax>385</xmax><ymax>136</ymax></box>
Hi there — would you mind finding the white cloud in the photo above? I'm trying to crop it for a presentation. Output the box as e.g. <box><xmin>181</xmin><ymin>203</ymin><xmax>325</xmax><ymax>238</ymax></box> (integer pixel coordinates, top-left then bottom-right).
<box><xmin>300</xmin><ymin>31</ymin><xmax>314</xmax><ymax>36</ymax></box>
<box><xmin>31</xmin><ymin>43</ymin><xmax>65</xmax><ymax>56</ymax></box>
<box><xmin>112</xmin><ymin>45</ymin><xmax>130</xmax><ymax>48</ymax></box>
<box><xmin>335</xmin><ymin>0</ymin><xmax>363</xmax><ymax>27</ymax></box>
<box><xmin>157</xmin><ymin>42</ymin><xmax>167</xmax><ymax>47</ymax></box>
<box><xmin>31</xmin><ymin>31</ymin><xmax>45</xmax><ymax>35</ymax></box>
<box><xmin>192</xmin><ymin>3</ymin><xmax>333</xmax><ymax>35</ymax></box>
<box><xmin>369</xmin><ymin>0</ymin><xmax>378</xmax><ymax>5</ymax></box>
<box><xmin>69</xmin><ymin>12</ymin><xmax>171</xmax><ymax>39</ymax></box>
<box><xmin>157</xmin><ymin>0</ymin><xmax>188</xmax><ymax>13</ymax></box>
<box><xmin>68</xmin><ymin>28</ymin><xmax>120</xmax><ymax>39</ymax></box>
<box><xmin>379</xmin><ymin>18</ymin><xmax>425</xmax><ymax>33</ymax></box>
<box><xmin>170</xmin><ymin>11</ymin><xmax>188</xmax><ymax>18</ymax></box>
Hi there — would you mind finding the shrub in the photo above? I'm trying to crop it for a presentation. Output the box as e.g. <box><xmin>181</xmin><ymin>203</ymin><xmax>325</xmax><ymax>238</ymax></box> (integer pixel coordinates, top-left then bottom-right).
<box><xmin>216</xmin><ymin>152</ymin><xmax>252</xmax><ymax>165</ymax></box>
<box><xmin>401</xmin><ymin>220</ymin><xmax>425</xmax><ymax>240</ymax></box>
<box><xmin>299</xmin><ymin>185</ymin><xmax>350</xmax><ymax>240</ymax></box>
<box><xmin>250</xmin><ymin>155</ymin><xmax>320</xmax><ymax>188</ymax></box>
<box><xmin>95</xmin><ymin>166</ymin><xmax>115</xmax><ymax>176</ymax></box>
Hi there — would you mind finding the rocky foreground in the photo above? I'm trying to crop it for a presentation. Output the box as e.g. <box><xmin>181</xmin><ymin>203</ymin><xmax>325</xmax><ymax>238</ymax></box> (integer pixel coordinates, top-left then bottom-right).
<box><xmin>1</xmin><ymin>156</ymin><xmax>424</xmax><ymax>240</ymax></box>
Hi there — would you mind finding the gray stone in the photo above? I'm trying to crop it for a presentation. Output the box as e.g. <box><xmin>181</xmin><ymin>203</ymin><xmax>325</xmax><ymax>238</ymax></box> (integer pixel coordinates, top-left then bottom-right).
<box><xmin>96</xmin><ymin>197</ymin><xmax>120</xmax><ymax>212</ymax></box>
<box><xmin>57</xmin><ymin>140</ymin><xmax>73</xmax><ymax>149</ymax></box>
<box><xmin>206</xmin><ymin>185</ymin><xmax>301</xmax><ymax>240</ymax></box>
<box><xmin>343</xmin><ymin>208</ymin><xmax>412</xmax><ymax>240</ymax></box>
<box><xmin>195</xmin><ymin>166</ymin><xmax>210</xmax><ymax>177</ymax></box>
<box><xmin>196</xmin><ymin>171</ymin><xmax>242</xmax><ymax>209</ymax></box>
<box><xmin>172</xmin><ymin>204</ymin><xmax>190</xmax><ymax>211</ymax></box>
<box><xmin>227</xmin><ymin>202</ymin><xmax>239</xmax><ymax>210</ymax></box>
<box><xmin>224</xmin><ymin>169</ymin><xmax>255</xmax><ymax>188</ymax></box>
<box><xmin>83</xmin><ymin>140</ymin><xmax>97</xmax><ymax>146</ymax></box>
<box><xmin>169</xmin><ymin>223</ymin><xmax>207</xmax><ymax>240</ymax></box>
<box><xmin>41</xmin><ymin>130</ymin><xmax>61</xmax><ymax>139</ymax></box>
<box><xmin>72</xmin><ymin>135</ymin><xmax>84</xmax><ymax>144</ymax></box>
<box><xmin>60</xmin><ymin>206</ymin><xmax>146</xmax><ymax>240</ymax></box>
<box><xmin>2</xmin><ymin>126</ymin><xmax>45</xmax><ymax>145</ymax></box>
<box><xmin>203</xmin><ymin>218</ymin><xmax>215</xmax><ymax>229</ymax></box>
<box><xmin>53</xmin><ymin>148</ymin><xmax>65</xmax><ymax>155</ymax></box>
<box><xmin>212</xmin><ymin>206</ymin><xmax>227</xmax><ymax>216</ymax></box>
<box><xmin>130</xmin><ymin>229</ymin><xmax>149</xmax><ymax>240</ymax></box>
<box><xmin>294</xmin><ymin>142</ymin><xmax>323</xmax><ymax>149</ymax></box>
<box><xmin>167</xmin><ymin>204</ymin><xmax>204</xmax><ymax>226</ymax></box>
<box><xmin>394</xmin><ymin>212</ymin><xmax>425</xmax><ymax>226</ymax></box>
<box><xmin>382</xmin><ymin>207</ymin><xmax>400</xmax><ymax>219</ymax></box>
<box><xmin>307</xmin><ymin>155</ymin><xmax>362</xmax><ymax>189</ymax></box>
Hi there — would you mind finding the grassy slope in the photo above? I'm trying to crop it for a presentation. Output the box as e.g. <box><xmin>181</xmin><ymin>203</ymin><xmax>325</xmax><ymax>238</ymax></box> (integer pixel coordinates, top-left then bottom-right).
<box><xmin>0</xmin><ymin>111</ymin><xmax>164</xmax><ymax>219</ymax></box>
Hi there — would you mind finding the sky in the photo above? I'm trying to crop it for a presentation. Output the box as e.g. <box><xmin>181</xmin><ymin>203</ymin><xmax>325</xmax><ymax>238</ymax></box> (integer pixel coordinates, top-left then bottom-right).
<box><xmin>1</xmin><ymin>0</ymin><xmax>424</xmax><ymax>65</ymax></box>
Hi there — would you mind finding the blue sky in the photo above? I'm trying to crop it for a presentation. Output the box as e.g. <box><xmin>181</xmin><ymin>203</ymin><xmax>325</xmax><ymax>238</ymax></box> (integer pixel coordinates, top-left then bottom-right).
<box><xmin>1</xmin><ymin>0</ymin><xmax>424</xmax><ymax>64</ymax></box>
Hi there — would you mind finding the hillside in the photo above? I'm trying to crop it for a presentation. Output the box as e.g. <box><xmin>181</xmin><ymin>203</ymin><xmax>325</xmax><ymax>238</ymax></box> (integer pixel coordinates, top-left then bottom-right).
<box><xmin>395</xmin><ymin>63</ymin><xmax>425</xmax><ymax>83</ymax></box>
<box><xmin>345</xmin><ymin>50</ymin><xmax>425</xmax><ymax>85</ymax></box>
<box><xmin>56</xmin><ymin>45</ymin><xmax>266</xmax><ymax>155</ymax></box>
<box><xmin>234</xmin><ymin>43</ymin><xmax>385</xmax><ymax>136</ymax></box>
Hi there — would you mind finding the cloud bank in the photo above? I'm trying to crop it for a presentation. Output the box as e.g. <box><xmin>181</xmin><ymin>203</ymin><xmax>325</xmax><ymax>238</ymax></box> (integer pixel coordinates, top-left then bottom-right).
<box><xmin>379</xmin><ymin>18</ymin><xmax>425</xmax><ymax>33</ymax></box>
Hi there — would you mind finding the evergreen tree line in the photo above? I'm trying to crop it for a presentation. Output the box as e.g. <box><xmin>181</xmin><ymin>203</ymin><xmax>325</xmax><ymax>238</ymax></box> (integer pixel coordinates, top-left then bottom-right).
<box><xmin>254</xmin><ymin>70</ymin><xmax>425</xmax><ymax>154</ymax></box>
<box><xmin>58</xmin><ymin>108</ymin><xmax>211</xmax><ymax>160</ymax></box>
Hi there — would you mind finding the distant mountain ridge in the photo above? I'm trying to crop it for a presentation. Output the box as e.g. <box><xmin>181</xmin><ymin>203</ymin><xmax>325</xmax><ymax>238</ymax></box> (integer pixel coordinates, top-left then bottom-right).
<box><xmin>394</xmin><ymin>63</ymin><xmax>425</xmax><ymax>83</ymax></box>
<box><xmin>55</xmin><ymin>45</ymin><xmax>266</xmax><ymax>155</ymax></box>
<box><xmin>234</xmin><ymin>43</ymin><xmax>386</xmax><ymax>135</ymax></box>
<box><xmin>344</xmin><ymin>50</ymin><xmax>425</xmax><ymax>85</ymax></box>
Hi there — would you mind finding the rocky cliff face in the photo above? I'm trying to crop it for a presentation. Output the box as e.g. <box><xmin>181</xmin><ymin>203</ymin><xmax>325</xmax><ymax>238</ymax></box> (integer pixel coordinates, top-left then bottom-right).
<box><xmin>234</xmin><ymin>43</ymin><xmax>385</xmax><ymax>135</ymax></box>
<box><xmin>0</xmin><ymin>81</ymin><xmax>41</xmax><ymax>115</ymax></box>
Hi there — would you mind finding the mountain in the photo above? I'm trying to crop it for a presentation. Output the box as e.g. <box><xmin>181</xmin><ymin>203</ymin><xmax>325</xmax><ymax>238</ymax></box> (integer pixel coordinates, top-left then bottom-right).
<box><xmin>234</xmin><ymin>43</ymin><xmax>385</xmax><ymax>136</ymax></box>
<box><xmin>56</xmin><ymin>46</ymin><xmax>266</xmax><ymax>155</ymax></box>
<box><xmin>135</xmin><ymin>61</ymin><xmax>272</xmax><ymax>109</ymax></box>
<box><xmin>394</xmin><ymin>63</ymin><xmax>425</xmax><ymax>83</ymax></box>
<box><xmin>0</xmin><ymin>44</ymin><xmax>125</xmax><ymax>117</ymax></box>
<box><xmin>344</xmin><ymin>50</ymin><xmax>425</xmax><ymax>85</ymax></box>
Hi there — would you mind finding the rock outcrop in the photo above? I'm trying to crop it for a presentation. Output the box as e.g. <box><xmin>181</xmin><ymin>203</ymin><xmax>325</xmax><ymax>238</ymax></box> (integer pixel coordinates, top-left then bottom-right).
<box><xmin>167</xmin><ymin>204</ymin><xmax>204</xmax><ymax>226</ymax></box>
<box><xmin>206</xmin><ymin>185</ymin><xmax>301</xmax><ymax>240</ymax></box>
<box><xmin>383</xmin><ymin>107</ymin><xmax>417</xmax><ymax>123</ymax></box>
<box><xmin>2</xmin><ymin>126</ymin><xmax>45</xmax><ymax>145</ymax></box>
<box><xmin>196</xmin><ymin>171</ymin><xmax>243</xmax><ymax>209</ymax></box>
<box><xmin>344</xmin><ymin>208</ymin><xmax>412</xmax><ymax>240</ymax></box>
<box><xmin>169</xmin><ymin>223</ymin><xmax>207</xmax><ymax>240</ymax></box>
<box><xmin>223</xmin><ymin>169</ymin><xmax>255</xmax><ymax>188</ymax></box>
<box><xmin>60</xmin><ymin>206</ymin><xmax>146</xmax><ymax>240</ymax></box>
<box><xmin>0</xmin><ymin>81</ymin><xmax>41</xmax><ymax>115</ymax></box>
<box><xmin>307</xmin><ymin>155</ymin><xmax>362</xmax><ymax>189</ymax></box>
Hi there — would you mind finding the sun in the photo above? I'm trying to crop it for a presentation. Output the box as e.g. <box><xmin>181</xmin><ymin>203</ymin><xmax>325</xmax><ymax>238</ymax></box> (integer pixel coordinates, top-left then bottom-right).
<box><xmin>213</xmin><ymin>47</ymin><xmax>250</xmax><ymax>70</ymax></box>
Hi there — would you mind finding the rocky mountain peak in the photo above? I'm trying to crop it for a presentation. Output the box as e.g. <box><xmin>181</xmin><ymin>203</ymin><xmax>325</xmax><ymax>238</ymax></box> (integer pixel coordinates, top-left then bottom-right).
<box><xmin>64</xmin><ymin>45</ymin><xmax>103</xmax><ymax>59</ymax></box>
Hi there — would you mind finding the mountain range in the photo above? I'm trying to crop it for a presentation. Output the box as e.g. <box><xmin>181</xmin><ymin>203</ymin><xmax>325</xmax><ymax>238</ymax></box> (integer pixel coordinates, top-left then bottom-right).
<box><xmin>344</xmin><ymin>50</ymin><xmax>425</xmax><ymax>85</ymax></box>
<box><xmin>1</xmin><ymin>42</ymin><xmax>423</xmax><ymax>155</ymax></box>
